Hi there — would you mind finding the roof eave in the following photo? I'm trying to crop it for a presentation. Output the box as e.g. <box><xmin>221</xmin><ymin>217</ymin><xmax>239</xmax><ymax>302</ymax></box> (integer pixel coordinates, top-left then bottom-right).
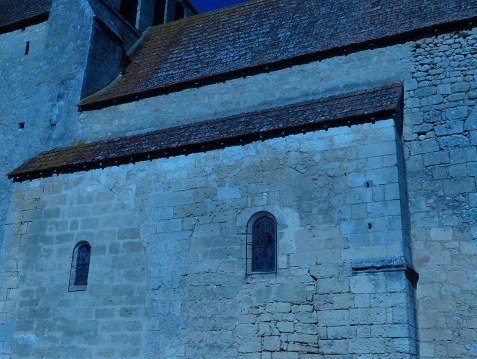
<box><xmin>0</xmin><ymin>11</ymin><xmax>50</xmax><ymax>34</ymax></box>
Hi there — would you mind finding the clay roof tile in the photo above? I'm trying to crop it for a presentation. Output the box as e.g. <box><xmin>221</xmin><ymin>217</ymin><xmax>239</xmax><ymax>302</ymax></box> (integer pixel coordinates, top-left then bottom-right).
<box><xmin>0</xmin><ymin>0</ymin><xmax>52</xmax><ymax>32</ymax></box>
<box><xmin>79</xmin><ymin>0</ymin><xmax>477</xmax><ymax>109</ymax></box>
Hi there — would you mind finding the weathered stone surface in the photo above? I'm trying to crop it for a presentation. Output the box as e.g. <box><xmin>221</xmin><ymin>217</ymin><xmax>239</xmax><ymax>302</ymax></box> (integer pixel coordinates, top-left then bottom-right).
<box><xmin>2</xmin><ymin>117</ymin><xmax>414</xmax><ymax>358</ymax></box>
<box><xmin>2</xmin><ymin>0</ymin><xmax>477</xmax><ymax>358</ymax></box>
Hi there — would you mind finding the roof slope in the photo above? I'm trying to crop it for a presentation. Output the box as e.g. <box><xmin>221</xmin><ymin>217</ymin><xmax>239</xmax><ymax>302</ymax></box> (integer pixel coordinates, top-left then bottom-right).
<box><xmin>80</xmin><ymin>0</ymin><xmax>477</xmax><ymax>108</ymax></box>
<box><xmin>10</xmin><ymin>83</ymin><xmax>402</xmax><ymax>181</ymax></box>
<box><xmin>0</xmin><ymin>0</ymin><xmax>52</xmax><ymax>32</ymax></box>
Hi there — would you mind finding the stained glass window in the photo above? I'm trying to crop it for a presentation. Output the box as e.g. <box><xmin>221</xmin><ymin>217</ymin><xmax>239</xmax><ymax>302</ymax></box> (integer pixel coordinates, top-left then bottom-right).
<box><xmin>75</xmin><ymin>243</ymin><xmax>91</xmax><ymax>286</ymax></box>
<box><xmin>247</xmin><ymin>212</ymin><xmax>277</xmax><ymax>274</ymax></box>
<box><xmin>69</xmin><ymin>241</ymin><xmax>91</xmax><ymax>291</ymax></box>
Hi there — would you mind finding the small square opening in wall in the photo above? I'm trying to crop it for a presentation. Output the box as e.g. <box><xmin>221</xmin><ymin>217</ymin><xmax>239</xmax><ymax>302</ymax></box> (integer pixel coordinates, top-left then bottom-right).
<box><xmin>19</xmin><ymin>122</ymin><xmax>25</xmax><ymax>129</ymax></box>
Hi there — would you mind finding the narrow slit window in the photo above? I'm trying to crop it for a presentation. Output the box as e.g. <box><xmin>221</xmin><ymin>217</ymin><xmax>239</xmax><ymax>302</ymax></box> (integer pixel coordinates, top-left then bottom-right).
<box><xmin>247</xmin><ymin>212</ymin><xmax>277</xmax><ymax>274</ymax></box>
<box><xmin>24</xmin><ymin>41</ymin><xmax>29</xmax><ymax>55</ymax></box>
<box><xmin>69</xmin><ymin>241</ymin><xmax>91</xmax><ymax>291</ymax></box>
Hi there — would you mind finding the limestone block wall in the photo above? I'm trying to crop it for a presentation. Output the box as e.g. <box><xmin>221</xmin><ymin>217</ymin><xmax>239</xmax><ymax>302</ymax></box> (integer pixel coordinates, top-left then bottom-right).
<box><xmin>0</xmin><ymin>0</ymin><xmax>95</xmax><ymax>244</ymax></box>
<box><xmin>80</xmin><ymin>19</ymin><xmax>129</xmax><ymax>99</ymax></box>
<box><xmin>0</xmin><ymin>22</ymin><xmax>50</xmax><ymax>270</ymax></box>
<box><xmin>3</xmin><ymin>118</ymin><xmax>416</xmax><ymax>358</ymax></box>
<box><xmin>0</xmin><ymin>21</ymin><xmax>52</xmax><ymax>358</ymax></box>
<box><xmin>3</xmin><ymin>176</ymin><xmax>149</xmax><ymax>358</ymax></box>
<box><xmin>75</xmin><ymin>43</ymin><xmax>414</xmax><ymax>141</ymax></box>
<box><xmin>136</xmin><ymin>0</ymin><xmax>156</xmax><ymax>31</ymax></box>
<box><xmin>71</xmin><ymin>25</ymin><xmax>477</xmax><ymax>357</ymax></box>
<box><xmin>405</xmin><ymin>27</ymin><xmax>477</xmax><ymax>358</ymax></box>
<box><xmin>0</xmin><ymin>0</ymin><xmax>139</xmax><ymax>237</ymax></box>
<box><xmin>2</xmin><ymin>0</ymin><xmax>476</xmax><ymax>355</ymax></box>
<box><xmin>0</xmin><ymin>1</ymin><xmax>128</xmax><ymax>355</ymax></box>
<box><xmin>164</xmin><ymin>0</ymin><xmax>196</xmax><ymax>23</ymax></box>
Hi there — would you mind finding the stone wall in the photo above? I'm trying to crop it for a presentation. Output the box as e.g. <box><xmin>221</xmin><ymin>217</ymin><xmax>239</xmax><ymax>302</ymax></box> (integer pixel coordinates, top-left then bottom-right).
<box><xmin>3</xmin><ymin>118</ymin><xmax>417</xmax><ymax>358</ymax></box>
<box><xmin>2</xmin><ymin>0</ymin><xmax>477</xmax><ymax>356</ymax></box>
<box><xmin>0</xmin><ymin>1</ymin><xmax>137</xmax><ymax>355</ymax></box>
<box><xmin>0</xmin><ymin>0</ymin><xmax>94</xmax><ymax>240</ymax></box>
<box><xmin>405</xmin><ymin>27</ymin><xmax>477</xmax><ymax>358</ymax></box>
<box><xmin>0</xmin><ymin>20</ymin><xmax>51</xmax><ymax>359</ymax></box>
<box><xmin>76</xmin><ymin>43</ymin><xmax>414</xmax><ymax>141</ymax></box>
<box><xmin>71</xmin><ymin>25</ymin><xmax>477</xmax><ymax>358</ymax></box>
<box><xmin>80</xmin><ymin>19</ymin><xmax>128</xmax><ymax>99</ymax></box>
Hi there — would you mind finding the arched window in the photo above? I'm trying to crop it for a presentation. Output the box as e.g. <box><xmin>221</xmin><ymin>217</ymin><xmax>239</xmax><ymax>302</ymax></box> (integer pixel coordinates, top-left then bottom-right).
<box><xmin>247</xmin><ymin>212</ymin><xmax>277</xmax><ymax>274</ymax></box>
<box><xmin>174</xmin><ymin>1</ymin><xmax>185</xmax><ymax>21</ymax></box>
<box><xmin>69</xmin><ymin>241</ymin><xmax>91</xmax><ymax>291</ymax></box>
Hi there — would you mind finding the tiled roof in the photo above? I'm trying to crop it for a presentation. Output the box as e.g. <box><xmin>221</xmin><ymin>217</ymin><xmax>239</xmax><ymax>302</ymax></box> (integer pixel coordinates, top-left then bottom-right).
<box><xmin>9</xmin><ymin>83</ymin><xmax>403</xmax><ymax>182</ymax></box>
<box><xmin>0</xmin><ymin>0</ymin><xmax>52</xmax><ymax>32</ymax></box>
<box><xmin>80</xmin><ymin>0</ymin><xmax>477</xmax><ymax>109</ymax></box>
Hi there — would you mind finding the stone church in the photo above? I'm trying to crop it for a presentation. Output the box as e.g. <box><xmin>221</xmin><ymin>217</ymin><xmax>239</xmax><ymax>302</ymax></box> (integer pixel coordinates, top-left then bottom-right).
<box><xmin>1</xmin><ymin>0</ymin><xmax>477</xmax><ymax>357</ymax></box>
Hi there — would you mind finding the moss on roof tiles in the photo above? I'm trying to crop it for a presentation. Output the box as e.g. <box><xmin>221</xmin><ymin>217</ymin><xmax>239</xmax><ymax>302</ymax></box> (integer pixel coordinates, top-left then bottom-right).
<box><xmin>79</xmin><ymin>0</ymin><xmax>477</xmax><ymax>109</ymax></box>
<box><xmin>11</xmin><ymin>83</ymin><xmax>403</xmax><ymax>181</ymax></box>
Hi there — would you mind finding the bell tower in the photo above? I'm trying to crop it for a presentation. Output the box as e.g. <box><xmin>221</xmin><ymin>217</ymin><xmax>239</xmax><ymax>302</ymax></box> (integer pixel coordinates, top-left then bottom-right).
<box><xmin>117</xmin><ymin>0</ymin><xmax>198</xmax><ymax>31</ymax></box>
<box><xmin>153</xmin><ymin>0</ymin><xmax>198</xmax><ymax>26</ymax></box>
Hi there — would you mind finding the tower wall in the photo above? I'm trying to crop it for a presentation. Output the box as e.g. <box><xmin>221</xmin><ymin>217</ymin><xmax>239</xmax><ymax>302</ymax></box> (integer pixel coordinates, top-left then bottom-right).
<box><xmin>0</xmin><ymin>2</ymin><xmax>138</xmax><ymax>354</ymax></box>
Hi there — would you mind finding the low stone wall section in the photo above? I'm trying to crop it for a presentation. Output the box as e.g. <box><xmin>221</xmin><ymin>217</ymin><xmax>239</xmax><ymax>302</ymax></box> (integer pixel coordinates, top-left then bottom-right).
<box><xmin>3</xmin><ymin>118</ymin><xmax>416</xmax><ymax>358</ymax></box>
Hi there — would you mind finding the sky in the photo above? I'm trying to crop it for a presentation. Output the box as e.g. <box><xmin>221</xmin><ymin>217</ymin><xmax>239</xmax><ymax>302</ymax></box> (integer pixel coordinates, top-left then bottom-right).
<box><xmin>189</xmin><ymin>0</ymin><xmax>248</xmax><ymax>13</ymax></box>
